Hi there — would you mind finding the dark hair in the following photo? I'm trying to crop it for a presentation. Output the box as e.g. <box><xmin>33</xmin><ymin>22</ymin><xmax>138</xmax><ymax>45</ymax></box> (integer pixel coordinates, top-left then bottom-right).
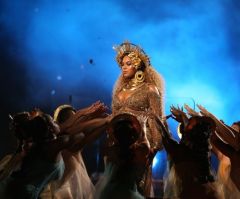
<box><xmin>181</xmin><ymin>116</ymin><xmax>215</xmax><ymax>149</ymax></box>
<box><xmin>232</xmin><ymin>121</ymin><xmax>240</xmax><ymax>127</ymax></box>
<box><xmin>28</xmin><ymin>114</ymin><xmax>56</xmax><ymax>142</ymax></box>
<box><xmin>112</xmin><ymin>120</ymin><xmax>139</xmax><ymax>147</ymax></box>
<box><xmin>10</xmin><ymin>112</ymin><xmax>31</xmax><ymax>140</ymax></box>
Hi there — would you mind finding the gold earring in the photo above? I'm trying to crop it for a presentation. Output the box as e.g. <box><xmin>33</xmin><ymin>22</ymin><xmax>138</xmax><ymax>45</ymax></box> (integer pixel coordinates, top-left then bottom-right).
<box><xmin>134</xmin><ymin>70</ymin><xmax>145</xmax><ymax>83</ymax></box>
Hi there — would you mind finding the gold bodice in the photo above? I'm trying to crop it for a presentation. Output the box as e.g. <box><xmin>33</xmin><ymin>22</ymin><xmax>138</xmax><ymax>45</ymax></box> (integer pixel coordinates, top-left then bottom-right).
<box><xmin>112</xmin><ymin>83</ymin><xmax>163</xmax><ymax>150</ymax></box>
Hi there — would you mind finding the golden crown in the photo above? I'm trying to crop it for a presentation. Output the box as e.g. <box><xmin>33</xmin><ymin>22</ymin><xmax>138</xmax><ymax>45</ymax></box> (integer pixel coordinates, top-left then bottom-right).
<box><xmin>113</xmin><ymin>41</ymin><xmax>150</xmax><ymax>69</ymax></box>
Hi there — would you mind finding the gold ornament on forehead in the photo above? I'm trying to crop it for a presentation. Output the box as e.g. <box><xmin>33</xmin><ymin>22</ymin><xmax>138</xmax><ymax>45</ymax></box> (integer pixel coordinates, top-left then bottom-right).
<box><xmin>127</xmin><ymin>52</ymin><xmax>141</xmax><ymax>69</ymax></box>
<box><xmin>113</xmin><ymin>41</ymin><xmax>150</xmax><ymax>69</ymax></box>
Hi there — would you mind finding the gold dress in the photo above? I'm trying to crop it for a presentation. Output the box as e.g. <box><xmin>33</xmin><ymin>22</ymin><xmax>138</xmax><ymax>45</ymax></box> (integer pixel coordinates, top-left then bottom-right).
<box><xmin>111</xmin><ymin>68</ymin><xmax>165</xmax><ymax>196</ymax></box>
<box><xmin>112</xmin><ymin>82</ymin><xmax>163</xmax><ymax>150</ymax></box>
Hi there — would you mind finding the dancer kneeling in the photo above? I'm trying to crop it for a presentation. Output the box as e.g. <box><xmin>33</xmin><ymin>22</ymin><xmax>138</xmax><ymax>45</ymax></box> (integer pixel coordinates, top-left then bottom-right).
<box><xmin>95</xmin><ymin>113</ymin><xmax>152</xmax><ymax>199</ymax></box>
<box><xmin>49</xmin><ymin>102</ymin><xmax>108</xmax><ymax>199</ymax></box>
<box><xmin>155</xmin><ymin>106</ymin><xmax>223</xmax><ymax>199</ymax></box>
<box><xmin>0</xmin><ymin>109</ymin><xmax>109</xmax><ymax>199</ymax></box>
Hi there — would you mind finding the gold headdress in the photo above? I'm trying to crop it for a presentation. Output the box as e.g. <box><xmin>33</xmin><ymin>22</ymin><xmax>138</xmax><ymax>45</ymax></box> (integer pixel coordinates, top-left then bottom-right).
<box><xmin>114</xmin><ymin>41</ymin><xmax>150</xmax><ymax>69</ymax></box>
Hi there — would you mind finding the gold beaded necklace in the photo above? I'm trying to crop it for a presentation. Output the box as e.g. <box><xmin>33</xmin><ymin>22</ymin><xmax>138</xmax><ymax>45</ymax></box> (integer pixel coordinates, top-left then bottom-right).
<box><xmin>122</xmin><ymin>79</ymin><xmax>144</xmax><ymax>91</ymax></box>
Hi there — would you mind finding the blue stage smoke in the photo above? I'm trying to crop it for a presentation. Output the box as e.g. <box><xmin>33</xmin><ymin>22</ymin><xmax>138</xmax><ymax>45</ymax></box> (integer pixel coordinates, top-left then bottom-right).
<box><xmin>1</xmin><ymin>0</ymin><xmax>240</xmax><ymax>176</ymax></box>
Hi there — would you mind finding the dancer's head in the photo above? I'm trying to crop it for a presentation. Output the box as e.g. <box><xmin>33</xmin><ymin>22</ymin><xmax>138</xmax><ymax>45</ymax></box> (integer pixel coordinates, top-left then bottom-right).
<box><xmin>10</xmin><ymin>112</ymin><xmax>31</xmax><ymax>140</ymax></box>
<box><xmin>109</xmin><ymin>113</ymin><xmax>142</xmax><ymax>147</ymax></box>
<box><xmin>10</xmin><ymin>110</ymin><xmax>60</xmax><ymax>143</ymax></box>
<box><xmin>53</xmin><ymin>104</ymin><xmax>76</xmax><ymax>124</ymax></box>
<box><xmin>29</xmin><ymin>113</ymin><xmax>60</xmax><ymax>143</ymax></box>
<box><xmin>180</xmin><ymin>116</ymin><xmax>216</xmax><ymax>147</ymax></box>
<box><xmin>231</xmin><ymin>121</ymin><xmax>240</xmax><ymax>133</ymax></box>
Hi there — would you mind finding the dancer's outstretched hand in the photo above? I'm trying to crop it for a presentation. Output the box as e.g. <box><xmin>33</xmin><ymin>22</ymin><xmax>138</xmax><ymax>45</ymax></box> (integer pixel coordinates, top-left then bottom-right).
<box><xmin>198</xmin><ymin>104</ymin><xmax>238</xmax><ymax>149</ymax></box>
<box><xmin>75</xmin><ymin>101</ymin><xmax>108</xmax><ymax>119</ymax></box>
<box><xmin>170</xmin><ymin>105</ymin><xmax>188</xmax><ymax>123</ymax></box>
<box><xmin>60</xmin><ymin>101</ymin><xmax>108</xmax><ymax>133</ymax></box>
<box><xmin>184</xmin><ymin>104</ymin><xmax>200</xmax><ymax>117</ymax></box>
<box><xmin>197</xmin><ymin>104</ymin><xmax>214</xmax><ymax>118</ymax></box>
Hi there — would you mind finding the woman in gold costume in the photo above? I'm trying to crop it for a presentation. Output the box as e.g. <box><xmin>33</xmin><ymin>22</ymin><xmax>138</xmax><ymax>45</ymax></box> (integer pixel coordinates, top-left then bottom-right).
<box><xmin>110</xmin><ymin>41</ymin><xmax>165</xmax><ymax>197</ymax></box>
<box><xmin>112</xmin><ymin>41</ymin><xmax>164</xmax><ymax>148</ymax></box>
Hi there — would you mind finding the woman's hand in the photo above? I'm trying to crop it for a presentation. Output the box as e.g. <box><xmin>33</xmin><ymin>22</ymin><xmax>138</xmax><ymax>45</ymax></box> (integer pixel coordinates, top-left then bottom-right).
<box><xmin>197</xmin><ymin>104</ymin><xmax>216</xmax><ymax>118</ymax></box>
<box><xmin>75</xmin><ymin>101</ymin><xmax>108</xmax><ymax>119</ymax></box>
<box><xmin>184</xmin><ymin>104</ymin><xmax>200</xmax><ymax>117</ymax></box>
<box><xmin>170</xmin><ymin>105</ymin><xmax>188</xmax><ymax>123</ymax></box>
<box><xmin>60</xmin><ymin>101</ymin><xmax>108</xmax><ymax>133</ymax></box>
